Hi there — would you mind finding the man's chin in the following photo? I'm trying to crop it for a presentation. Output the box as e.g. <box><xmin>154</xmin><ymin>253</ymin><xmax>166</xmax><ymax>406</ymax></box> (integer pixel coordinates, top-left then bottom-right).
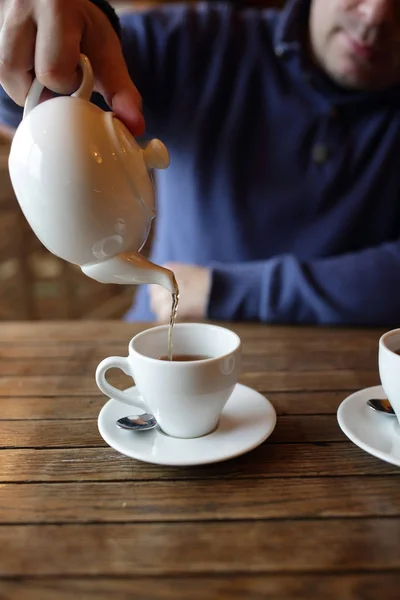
<box><xmin>326</xmin><ymin>54</ymin><xmax>398</xmax><ymax>91</ymax></box>
<box><xmin>331</xmin><ymin>73</ymin><xmax>370</xmax><ymax>90</ymax></box>
<box><xmin>326</xmin><ymin>62</ymin><xmax>377</xmax><ymax>91</ymax></box>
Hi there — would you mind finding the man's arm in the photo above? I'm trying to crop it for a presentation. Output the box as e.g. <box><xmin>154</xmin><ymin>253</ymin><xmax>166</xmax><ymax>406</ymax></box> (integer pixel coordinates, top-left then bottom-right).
<box><xmin>206</xmin><ymin>241</ymin><xmax>400</xmax><ymax>326</ymax></box>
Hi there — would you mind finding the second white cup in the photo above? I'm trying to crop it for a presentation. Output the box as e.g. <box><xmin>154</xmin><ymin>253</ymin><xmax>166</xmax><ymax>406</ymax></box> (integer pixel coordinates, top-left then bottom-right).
<box><xmin>379</xmin><ymin>328</ymin><xmax>400</xmax><ymax>426</ymax></box>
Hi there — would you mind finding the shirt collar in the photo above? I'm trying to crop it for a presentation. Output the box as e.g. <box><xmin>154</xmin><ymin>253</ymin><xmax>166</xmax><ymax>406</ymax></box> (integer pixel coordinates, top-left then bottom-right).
<box><xmin>273</xmin><ymin>0</ymin><xmax>310</xmax><ymax>58</ymax></box>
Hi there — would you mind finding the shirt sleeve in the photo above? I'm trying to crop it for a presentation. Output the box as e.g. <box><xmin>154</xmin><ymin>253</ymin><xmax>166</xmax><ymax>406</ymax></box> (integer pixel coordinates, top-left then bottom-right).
<box><xmin>208</xmin><ymin>241</ymin><xmax>400</xmax><ymax>326</ymax></box>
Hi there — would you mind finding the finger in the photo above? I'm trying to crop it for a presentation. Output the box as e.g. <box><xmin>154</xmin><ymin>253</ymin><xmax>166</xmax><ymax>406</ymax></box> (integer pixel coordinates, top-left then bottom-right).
<box><xmin>82</xmin><ymin>11</ymin><xmax>145</xmax><ymax>136</ymax></box>
<box><xmin>111</xmin><ymin>87</ymin><xmax>145</xmax><ymax>137</ymax></box>
<box><xmin>0</xmin><ymin>8</ymin><xmax>36</xmax><ymax>106</ymax></box>
<box><xmin>34</xmin><ymin>2</ymin><xmax>83</xmax><ymax>94</ymax></box>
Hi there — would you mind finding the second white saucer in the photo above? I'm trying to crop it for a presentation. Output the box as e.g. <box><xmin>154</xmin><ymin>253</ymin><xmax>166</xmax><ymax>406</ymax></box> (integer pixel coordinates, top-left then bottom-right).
<box><xmin>337</xmin><ymin>384</ymin><xmax>400</xmax><ymax>467</ymax></box>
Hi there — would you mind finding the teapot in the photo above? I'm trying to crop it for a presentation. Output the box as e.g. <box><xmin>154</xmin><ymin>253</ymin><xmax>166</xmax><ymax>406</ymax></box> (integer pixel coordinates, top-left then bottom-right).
<box><xmin>8</xmin><ymin>54</ymin><xmax>177</xmax><ymax>294</ymax></box>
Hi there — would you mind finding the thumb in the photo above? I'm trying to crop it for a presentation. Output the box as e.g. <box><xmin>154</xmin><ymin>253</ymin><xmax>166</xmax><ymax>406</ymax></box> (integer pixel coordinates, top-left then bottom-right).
<box><xmin>96</xmin><ymin>59</ymin><xmax>145</xmax><ymax>136</ymax></box>
<box><xmin>84</xmin><ymin>30</ymin><xmax>145</xmax><ymax>136</ymax></box>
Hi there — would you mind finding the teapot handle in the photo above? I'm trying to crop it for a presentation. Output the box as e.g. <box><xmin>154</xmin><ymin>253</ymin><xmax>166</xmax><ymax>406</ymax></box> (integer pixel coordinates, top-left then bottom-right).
<box><xmin>23</xmin><ymin>54</ymin><xmax>94</xmax><ymax>119</ymax></box>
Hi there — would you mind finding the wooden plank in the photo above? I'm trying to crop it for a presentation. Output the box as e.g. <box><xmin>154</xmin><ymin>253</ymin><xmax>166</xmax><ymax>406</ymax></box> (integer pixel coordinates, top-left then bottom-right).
<box><xmin>0</xmin><ymin>375</ymin><xmax>99</xmax><ymax>396</ymax></box>
<box><xmin>0</xmin><ymin>351</ymin><xmax>379</xmax><ymax>375</ymax></box>
<box><xmin>0</xmin><ymin>477</ymin><xmax>399</xmax><ymax>524</ymax></box>
<box><xmin>0</xmin><ymin>321</ymin><xmax>386</xmax><ymax>343</ymax></box>
<box><xmin>239</xmin><ymin>370</ymin><xmax>379</xmax><ymax>392</ymax></box>
<box><xmin>0</xmin><ymin>337</ymin><xmax>381</xmax><ymax>359</ymax></box>
<box><xmin>269</xmin><ymin>390</ymin><xmax>351</xmax><ymax>415</ymax></box>
<box><xmin>0</xmin><ymin>444</ymin><xmax>397</xmax><ymax>482</ymax></box>
<box><xmin>0</xmin><ymin>321</ymin><xmax>148</xmax><ymax>342</ymax></box>
<box><xmin>0</xmin><ymin>396</ymin><xmax>105</xmax><ymax>419</ymax></box>
<box><xmin>0</xmin><ymin>415</ymin><xmax>347</xmax><ymax>448</ymax></box>
<box><xmin>1</xmin><ymin>519</ymin><xmax>400</xmax><ymax>576</ymax></box>
<box><xmin>0</xmin><ymin>419</ymin><xmax>105</xmax><ymax>448</ymax></box>
<box><xmin>270</xmin><ymin>415</ymin><xmax>347</xmax><ymax>442</ymax></box>
<box><xmin>2</xmin><ymin>574</ymin><xmax>400</xmax><ymax>600</ymax></box>
<box><xmin>0</xmin><ymin>333</ymin><xmax>383</xmax><ymax>352</ymax></box>
<box><xmin>0</xmin><ymin>343</ymin><xmax>126</xmax><ymax>360</ymax></box>
<box><xmin>0</xmin><ymin>369</ymin><xmax>380</xmax><ymax>396</ymax></box>
<box><xmin>0</xmin><ymin>390</ymin><xmax>350</xmax><ymax>419</ymax></box>
<box><xmin>0</xmin><ymin>343</ymin><xmax>379</xmax><ymax>372</ymax></box>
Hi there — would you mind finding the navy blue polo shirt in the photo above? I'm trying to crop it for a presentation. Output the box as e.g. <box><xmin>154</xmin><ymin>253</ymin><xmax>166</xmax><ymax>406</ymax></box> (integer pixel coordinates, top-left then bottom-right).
<box><xmin>2</xmin><ymin>0</ymin><xmax>400</xmax><ymax>325</ymax></box>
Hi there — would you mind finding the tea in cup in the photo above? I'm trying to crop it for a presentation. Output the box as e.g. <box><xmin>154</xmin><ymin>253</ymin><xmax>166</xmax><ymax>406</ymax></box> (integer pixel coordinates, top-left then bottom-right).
<box><xmin>95</xmin><ymin>323</ymin><xmax>241</xmax><ymax>439</ymax></box>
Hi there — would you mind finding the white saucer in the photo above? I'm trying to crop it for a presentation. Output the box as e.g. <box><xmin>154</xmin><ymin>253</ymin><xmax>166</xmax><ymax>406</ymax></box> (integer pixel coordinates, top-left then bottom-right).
<box><xmin>98</xmin><ymin>383</ymin><xmax>277</xmax><ymax>466</ymax></box>
<box><xmin>337</xmin><ymin>385</ymin><xmax>400</xmax><ymax>467</ymax></box>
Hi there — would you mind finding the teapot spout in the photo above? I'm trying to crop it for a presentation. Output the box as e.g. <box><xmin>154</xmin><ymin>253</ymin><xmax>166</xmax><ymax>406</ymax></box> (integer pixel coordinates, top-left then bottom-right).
<box><xmin>81</xmin><ymin>252</ymin><xmax>178</xmax><ymax>294</ymax></box>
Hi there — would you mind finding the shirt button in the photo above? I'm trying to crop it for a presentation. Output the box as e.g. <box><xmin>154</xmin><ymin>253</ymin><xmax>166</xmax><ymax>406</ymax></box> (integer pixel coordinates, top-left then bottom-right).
<box><xmin>312</xmin><ymin>144</ymin><xmax>330</xmax><ymax>164</ymax></box>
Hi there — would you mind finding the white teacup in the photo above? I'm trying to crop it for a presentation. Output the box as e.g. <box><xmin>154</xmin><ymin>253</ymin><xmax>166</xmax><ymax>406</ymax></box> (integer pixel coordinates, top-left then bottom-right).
<box><xmin>95</xmin><ymin>323</ymin><xmax>241</xmax><ymax>438</ymax></box>
<box><xmin>378</xmin><ymin>328</ymin><xmax>400</xmax><ymax>425</ymax></box>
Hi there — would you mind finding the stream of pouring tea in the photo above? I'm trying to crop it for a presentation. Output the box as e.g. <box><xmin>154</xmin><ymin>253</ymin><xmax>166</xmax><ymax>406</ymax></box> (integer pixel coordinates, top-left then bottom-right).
<box><xmin>168</xmin><ymin>286</ymin><xmax>179</xmax><ymax>361</ymax></box>
<box><xmin>119</xmin><ymin>253</ymin><xmax>178</xmax><ymax>360</ymax></box>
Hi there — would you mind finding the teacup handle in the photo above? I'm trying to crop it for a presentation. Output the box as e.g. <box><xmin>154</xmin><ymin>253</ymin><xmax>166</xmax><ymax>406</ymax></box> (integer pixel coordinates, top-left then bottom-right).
<box><xmin>23</xmin><ymin>53</ymin><xmax>94</xmax><ymax>119</ymax></box>
<box><xmin>95</xmin><ymin>356</ymin><xmax>150</xmax><ymax>411</ymax></box>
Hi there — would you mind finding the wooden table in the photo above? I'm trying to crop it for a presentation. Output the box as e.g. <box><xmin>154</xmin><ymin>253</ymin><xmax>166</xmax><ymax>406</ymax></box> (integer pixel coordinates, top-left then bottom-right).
<box><xmin>0</xmin><ymin>321</ymin><xmax>399</xmax><ymax>599</ymax></box>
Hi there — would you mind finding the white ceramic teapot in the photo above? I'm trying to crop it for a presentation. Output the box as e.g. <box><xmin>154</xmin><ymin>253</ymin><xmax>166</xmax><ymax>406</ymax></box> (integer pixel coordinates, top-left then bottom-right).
<box><xmin>8</xmin><ymin>54</ymin><xmax>177</xmax><ymax>294</ymax></box>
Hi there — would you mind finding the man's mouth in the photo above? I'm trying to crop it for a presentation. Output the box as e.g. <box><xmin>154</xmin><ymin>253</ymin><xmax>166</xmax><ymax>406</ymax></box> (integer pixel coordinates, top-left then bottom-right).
<box><xmin>343</xmin><ymin>32</ymin><xmax>378</xmax><ymax>61</ymax></box>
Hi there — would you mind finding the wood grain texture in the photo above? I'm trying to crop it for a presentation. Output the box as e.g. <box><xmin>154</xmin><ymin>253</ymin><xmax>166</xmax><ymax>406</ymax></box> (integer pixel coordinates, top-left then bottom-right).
<box><xmin>0</xmin><ymin>320</ymin><xmax>397</xmax><ymax>598</ymax></box>
<box><xmin>2</xmin><ymin>574</ymin><xmax>400</xmax><ymax>600</ymax></box>
<box><xmin>0</xmin><ymin>444</ymin><xmax>397</xmax><ymax>483</ymax></box>
<box><xmin>0</xmin><ymin>477</ymin><xmax>399</xmax><ymax>523</ymax></box>
<box><xmin>1</xmin><ymin>520</ymin><xmax>400</xmax><ymax>576</ymax></box>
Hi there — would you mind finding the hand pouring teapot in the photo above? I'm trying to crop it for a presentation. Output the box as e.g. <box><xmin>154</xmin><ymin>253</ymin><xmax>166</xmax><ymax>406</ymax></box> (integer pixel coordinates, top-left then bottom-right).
<box><xmin>8</xmin><ymin>54</ymin><xmax>177</xmax><ymax>294</ymax></box>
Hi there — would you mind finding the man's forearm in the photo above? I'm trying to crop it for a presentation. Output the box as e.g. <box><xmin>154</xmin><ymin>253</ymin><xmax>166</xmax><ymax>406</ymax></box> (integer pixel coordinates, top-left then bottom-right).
<box><xmin>208</xmin><ymin>240</ymin><xmax>400</xmax><ymax>326</ymax></box>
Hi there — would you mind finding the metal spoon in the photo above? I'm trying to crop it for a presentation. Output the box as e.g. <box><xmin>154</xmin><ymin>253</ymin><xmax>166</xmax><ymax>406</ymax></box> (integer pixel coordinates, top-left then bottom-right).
<box><xmin>367</xmin><ymin>398</ymin><xmax>396</xmax><ymax>416</ymax></box>
<box><xmin>116</xmin><ymin>413</ymin><xmax>158</xmax><ymax>431</ymax></box>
